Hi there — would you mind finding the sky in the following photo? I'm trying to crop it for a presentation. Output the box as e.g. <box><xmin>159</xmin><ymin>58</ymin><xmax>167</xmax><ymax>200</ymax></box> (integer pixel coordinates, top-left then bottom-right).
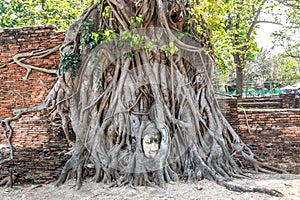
<box><xmin>255</xmin><ymin>7</ymin><xmax>287</xmax><ymax>55</ymax></box>
<box><xmin>255</xmin><ymin>23</ymin><xmax>283</xmax><ymax>54</ymax></box>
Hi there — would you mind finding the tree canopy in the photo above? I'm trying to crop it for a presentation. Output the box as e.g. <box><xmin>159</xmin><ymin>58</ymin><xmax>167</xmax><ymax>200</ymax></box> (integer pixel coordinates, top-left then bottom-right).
<box><xmin>272</xmin><ymin>0</ymin><xmax>300</xmax><ymax>67</ymax></box>
<box><xmin>0</xmin><ymin>0</ymin><xmax>90</xmax><ymax>30</ymax></box>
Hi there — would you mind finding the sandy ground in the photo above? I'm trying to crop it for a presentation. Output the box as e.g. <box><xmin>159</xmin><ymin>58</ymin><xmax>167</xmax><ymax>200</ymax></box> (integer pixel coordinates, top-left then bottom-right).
<box><xmin>1</xmin><ymin>173</ymin><xmax>299</xmax><ymax>200</ymax></box>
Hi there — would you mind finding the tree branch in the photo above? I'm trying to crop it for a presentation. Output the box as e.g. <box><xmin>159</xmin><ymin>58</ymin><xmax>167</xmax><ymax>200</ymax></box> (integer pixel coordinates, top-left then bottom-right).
<box><xmin>0</xmin><ymin>105</ymin><xmax>46</xmax><ymax>165</ymax></box>
<box><xmin>254</xmin><ymin>20</ymin><xmax>282</xmax><ymax>25</ymax></box>
<box><xmin>275</xmin><ymin>0</ymin><xmax>300</xmax><ymax>9</ymax></box>
<box><xmin>12</xmin><ymin>45</ymin><xmax>60</xmax><ymax>80</ymax></box>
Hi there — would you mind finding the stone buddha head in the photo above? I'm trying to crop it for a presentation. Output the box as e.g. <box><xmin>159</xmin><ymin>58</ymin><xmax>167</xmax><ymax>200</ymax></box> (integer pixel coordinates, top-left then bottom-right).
<box><xmin>142</xmin><ymin>123</ymin><xmax>161</xmax><ymax>158</ymax></box>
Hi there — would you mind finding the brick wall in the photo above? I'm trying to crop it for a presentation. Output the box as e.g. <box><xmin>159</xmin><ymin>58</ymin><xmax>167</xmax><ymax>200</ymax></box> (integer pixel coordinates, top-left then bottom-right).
<box><xmin>218</xmin><ymin>96</ymin><xmax>300</xmax><ymax>173</ymax></box>
<box><xmin>237</xmin><ymin>108</ymin><xmax>300</xmax><ymax>173</ymax></box>
<box><xmin>0</xmin><ymin>26</ymin><xmax>70</xmax><ymax>184</ymax></box>
<box><xmin>296</xmin><ymin>97</ymin><xmax>300</xmax><ymax>108</ymax></box>
<box><xmin>0</xmin><ymin>114</ymin><xmax>70</xmax><ymax>183</ymax></box>
<box><xmin>0</xmin><ymin>25</ymin><xmax>63</xmax><ymax>118</ymax></box>
<box><xmin>280</xmin><ymin>94</ymin><xmax>298</xmax><ymax>108</ymax></box>
<box><xmin>217</xmin><ymin>97</ymin><xmax>238</xmax><ymax>129</ymax></box>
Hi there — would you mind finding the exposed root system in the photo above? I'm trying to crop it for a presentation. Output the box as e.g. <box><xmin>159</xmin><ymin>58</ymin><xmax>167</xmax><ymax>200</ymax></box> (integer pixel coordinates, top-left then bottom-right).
<box><xmin>0</xmin><ymin>0</ymin><xmax>284</xmax><ymax>197</ymax></box>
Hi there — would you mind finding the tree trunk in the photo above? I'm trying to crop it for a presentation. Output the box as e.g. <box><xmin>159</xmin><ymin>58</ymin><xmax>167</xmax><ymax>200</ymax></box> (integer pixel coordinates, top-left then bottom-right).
<box><xmin>234</xmin><ymin>53</ymin><xmax>243</xmax><ymax>99</ymax></box>
<box><xmin>0</xmin><ymin>0</ymin><xmax>284</xmax><ymax>196</ymax></box>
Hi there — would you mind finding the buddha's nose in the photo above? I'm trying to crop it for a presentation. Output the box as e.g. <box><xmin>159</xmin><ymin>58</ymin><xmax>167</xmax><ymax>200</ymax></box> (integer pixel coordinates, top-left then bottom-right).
<box><xmin>150</xmin><ymin>143</ymin><xmax>157</xmax><ymax>151</ymax></box>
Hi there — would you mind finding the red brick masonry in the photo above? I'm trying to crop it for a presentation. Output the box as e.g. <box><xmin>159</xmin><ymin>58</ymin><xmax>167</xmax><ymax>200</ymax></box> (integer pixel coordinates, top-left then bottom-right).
<box><xmin>0</xmin><ymin>26</ymin><xmax>69</xmax><ymax>183</ymax></box>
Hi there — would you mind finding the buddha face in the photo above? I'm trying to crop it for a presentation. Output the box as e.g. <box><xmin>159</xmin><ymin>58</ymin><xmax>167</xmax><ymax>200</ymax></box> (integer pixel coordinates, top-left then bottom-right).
<box><xmin>142</xmin><ymin>124</ymin><xmax>161</xmax><ymax>158</ymax></box>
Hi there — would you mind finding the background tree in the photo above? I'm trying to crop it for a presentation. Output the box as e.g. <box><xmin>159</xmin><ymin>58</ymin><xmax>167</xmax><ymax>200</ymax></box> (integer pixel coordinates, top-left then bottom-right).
<box><xmin>0</xmin><ymin>0</ymin><xmax>90</xmax><ymax>30</ymax></box>
<box><xmin>244</xmin><ymin>51</ymin><xmax>300</xmax><ymax>95</ymax></box>
<box><xmin>219</xmin><ymin>0</ymin><xmax>277</xmax><ymax>99</ymax></box>
<box><xmin>243</xmin><ymin>50</ymin><xmax>270</xmax><ymax>96</ymax></box>
<box><xmin>274</xmin><ymin>54</ymin><xmax>300</xmax><ymax>82</ymax></box>
<box><xmin>210</xmin><ymin>0</ymin><xmax>288</xmax><ymax>98</ymax></box>
<box><xmin>272</xmin><ymin>0</ymin><xmax>300</xmax><ymax>68</ymax></box>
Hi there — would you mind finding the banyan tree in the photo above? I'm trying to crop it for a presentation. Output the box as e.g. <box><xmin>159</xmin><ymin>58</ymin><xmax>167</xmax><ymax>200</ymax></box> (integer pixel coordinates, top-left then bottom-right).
<box><xmin>1</xmin><ymin>0</ymin><xmax>284</xmax><ymax>196</ymax></box>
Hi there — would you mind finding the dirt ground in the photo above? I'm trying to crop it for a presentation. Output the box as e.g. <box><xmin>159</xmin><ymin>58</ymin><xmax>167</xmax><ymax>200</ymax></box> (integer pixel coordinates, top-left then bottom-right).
<box><xmin>1</xmin><ymin>173</ymin><xmax>299</xmax><ymax>200</ymax></box>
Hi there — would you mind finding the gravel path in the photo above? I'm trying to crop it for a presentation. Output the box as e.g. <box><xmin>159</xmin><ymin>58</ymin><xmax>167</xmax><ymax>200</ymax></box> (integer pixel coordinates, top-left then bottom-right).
<box><xmin>1</xmin><ymin>173</ymin><xmax>299</xmax><ymax>200</ymax></box>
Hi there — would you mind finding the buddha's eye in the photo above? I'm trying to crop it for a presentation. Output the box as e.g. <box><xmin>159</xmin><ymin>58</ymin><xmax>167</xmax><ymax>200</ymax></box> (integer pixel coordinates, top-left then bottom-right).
<box><xmin>144</xmin><ymin>139</ymin><xmax>151</xmax><ymax>144</ymax></box>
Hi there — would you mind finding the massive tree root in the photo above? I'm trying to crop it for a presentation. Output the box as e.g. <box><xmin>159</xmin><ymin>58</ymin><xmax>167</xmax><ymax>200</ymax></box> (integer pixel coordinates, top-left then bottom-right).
<box><xmin>1</xmin><ymin>0</ymin><xmax>284</xmax><ymax>197</ymax></box>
